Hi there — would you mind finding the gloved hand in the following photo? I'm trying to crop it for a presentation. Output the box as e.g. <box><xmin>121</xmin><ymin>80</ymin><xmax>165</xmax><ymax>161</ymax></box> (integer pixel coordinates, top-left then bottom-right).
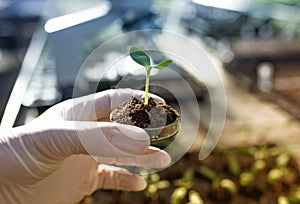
<box><xmin>0</xmin><ymin>89</ymin><xmax>171</xmax><ymax>204</ymax></box>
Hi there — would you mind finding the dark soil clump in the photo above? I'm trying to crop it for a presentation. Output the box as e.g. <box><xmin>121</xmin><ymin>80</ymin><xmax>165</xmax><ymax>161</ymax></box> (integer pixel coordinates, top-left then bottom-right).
<box><xmin>110</xmin><ymin>97</ymin><xmax>179</xmax><ymax>128</ymax></box>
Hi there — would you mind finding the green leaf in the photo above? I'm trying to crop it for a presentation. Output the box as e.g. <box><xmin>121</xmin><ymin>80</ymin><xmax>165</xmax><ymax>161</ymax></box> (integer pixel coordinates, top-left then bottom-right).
<box><xmin>183</xmin><ymin>167</ymin><xmax>195</xmax><ymax>182</ymax></box>
<box><xmin>154</xmin><ymin>59</ymin><xmax>172</xmax><ymax>68</ymax></box>
<box><xmin>171</xmin><ymin>187</ymin><xmax>187</xmax><ymax>204</ymax></box>
<box><xmin>188</xmin><ymin>190</ymin><xmax>204</xmax><ymax>204</ymax></box>
<box><xmin>130</xmin><ymin>46</ymin><xmax>151</xmax><ymax>67</ymax></box>
<box><xmin>227</xmin><ymin>153</ymin><xmax>241</xmax><ymax>176</ymax></box>
<box><xmin>219</xmin><ymin>179</ymin><xmax>237</xmax><ymax>194</ymax></box>
<box><xmin>197</xmin><ymin>166</ymin><xmax>218</xmax><ymax>181</ymax></box>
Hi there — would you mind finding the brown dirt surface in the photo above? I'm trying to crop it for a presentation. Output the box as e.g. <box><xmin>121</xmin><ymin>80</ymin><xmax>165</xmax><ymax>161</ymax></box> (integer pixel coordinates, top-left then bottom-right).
<box><xmin>110</xmin><ymin>97</ymin><xmax>179</xmax><ymax>128</ymax></box>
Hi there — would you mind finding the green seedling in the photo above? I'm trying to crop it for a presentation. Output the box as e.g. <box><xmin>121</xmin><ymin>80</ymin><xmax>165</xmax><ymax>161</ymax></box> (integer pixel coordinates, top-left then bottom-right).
<box><xmin>129</xmin><ymin>46</ymin><xmax>172</xmax><ymax>105</ymax></box>
<box><xmin>144</xmin><ymin>173</ymin><xmax>170</xmax><ymax>198</ymax></box>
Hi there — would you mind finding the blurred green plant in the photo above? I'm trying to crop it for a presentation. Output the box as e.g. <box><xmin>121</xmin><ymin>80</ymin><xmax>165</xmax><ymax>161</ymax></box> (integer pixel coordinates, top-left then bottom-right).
<box><xmin>86</xmin><ymin>144</ymin><xmax>300</xmax><ymax>204</ymax></box>
<box><xmin>142</xmin><ymin>172</ymin><xmax>170</xmax><ymax>203</ymax></box>
<box><xmin>171</xmin><ymin>167</ymin><xmax>204</xmax><ymax>204</ymax></box>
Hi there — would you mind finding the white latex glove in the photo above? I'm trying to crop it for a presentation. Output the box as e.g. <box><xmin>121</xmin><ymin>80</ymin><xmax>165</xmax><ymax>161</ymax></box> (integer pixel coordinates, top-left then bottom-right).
<box><xmin>0</xmin><ymin>89</ymin><xmax>171</xmax><ymax>204</ymax></box>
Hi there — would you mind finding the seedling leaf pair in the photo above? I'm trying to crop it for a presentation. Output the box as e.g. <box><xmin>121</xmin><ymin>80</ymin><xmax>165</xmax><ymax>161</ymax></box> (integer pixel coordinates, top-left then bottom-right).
<box><xmin>129</xmin><ymin>46</ymin><xmax>172</xmax><ymax>105</ymax></box>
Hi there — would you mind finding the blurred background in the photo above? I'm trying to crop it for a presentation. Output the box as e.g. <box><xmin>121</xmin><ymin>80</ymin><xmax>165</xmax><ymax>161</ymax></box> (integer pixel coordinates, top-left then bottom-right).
<box><xmin>1</xmin><ymin>0</ymin><xmax>300</xmax><ymax>125</ymax></box>
<box><xmin>1</xmin><ymin>0</ymin><xmax>300</xmax><ymax>203</ymax></box>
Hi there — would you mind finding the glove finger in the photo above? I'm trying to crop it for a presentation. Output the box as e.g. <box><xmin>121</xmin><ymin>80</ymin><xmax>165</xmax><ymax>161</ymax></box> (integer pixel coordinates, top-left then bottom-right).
<box><xmin>32</xmin><ymin>122</ymin><xmax>151</xmax><ymax>160</ymax></box>
<box><xmin>97</xmin><ymin>164</ymin><xmax>147</xmax><ymax>191</ymax></box>
<box><xmin>77</xmin><ymin>122</ymin><xmax>151</xmax><ymax>156</ymax></box>
<box><xmin>95</xmin><ymin>146</ymin><xmax>171</xmax><ymax>169</ymax></box>
<box><xmin>29</xmin><ymin>120</ymin><xmax>171</xmax><ymax>170</ymax></box>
